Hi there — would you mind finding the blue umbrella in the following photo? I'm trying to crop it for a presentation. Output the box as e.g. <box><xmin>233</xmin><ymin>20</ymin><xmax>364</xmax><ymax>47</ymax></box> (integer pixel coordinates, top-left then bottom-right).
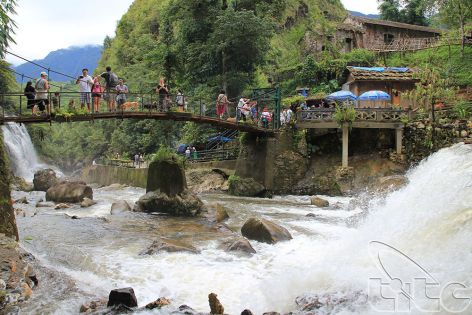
<box><xmin>326</xmin><ymin>91</ymin><xmax>358</xmax><ymax>101</ymax></box>
<box><xmin>358</xmin><ymin>90</ymin><xmax>391</xmax><ymax>101</ymax></box>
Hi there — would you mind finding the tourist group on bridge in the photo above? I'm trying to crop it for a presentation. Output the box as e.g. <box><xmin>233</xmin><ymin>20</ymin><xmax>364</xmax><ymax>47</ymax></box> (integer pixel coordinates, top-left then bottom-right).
<box><xmin>22</xmin><ymin>67</ymin><xmax>290</xmax><ymax>129</ymax></box>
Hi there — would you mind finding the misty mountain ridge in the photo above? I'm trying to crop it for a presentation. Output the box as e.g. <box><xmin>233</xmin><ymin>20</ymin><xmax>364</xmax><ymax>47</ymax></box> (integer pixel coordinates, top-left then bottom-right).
<box><xmin>348</xmin><ymin>10</ymin><xmax>380</xmax><ymax>19</ymax></box>
<box><xmin>13</xmin><ymin>45</ymin><xmax>102</xmax><ymax>82</ymax></box>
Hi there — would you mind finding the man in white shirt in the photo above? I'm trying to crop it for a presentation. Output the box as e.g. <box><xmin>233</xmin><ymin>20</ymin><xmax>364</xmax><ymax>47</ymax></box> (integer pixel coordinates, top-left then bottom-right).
<box><xmin>76</xmin><ymin>68</ymin><xmax>94</xmax><ymax>111</ymax></box>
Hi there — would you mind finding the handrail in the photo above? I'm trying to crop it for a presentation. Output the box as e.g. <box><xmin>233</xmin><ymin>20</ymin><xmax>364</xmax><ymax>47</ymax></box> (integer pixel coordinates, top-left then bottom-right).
<box><xmin>298</xmin><ymin>108</ymin><xmax>409</xmax><ymax>123</ymax></box>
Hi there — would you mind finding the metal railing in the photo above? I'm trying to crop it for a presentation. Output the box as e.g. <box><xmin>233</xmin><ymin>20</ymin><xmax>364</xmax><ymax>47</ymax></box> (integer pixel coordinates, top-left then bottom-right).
<box><xmin>183</xmin><ymin>148</ymin><xmax>239</xmax><ymax>163</ymax></box>
<box><xmin>0</xmin><ymin>91</ymin><xmax>276</xmax><ymax>131</ymax></box>
<box><xmin>297</xmin><ymin>108</ymin><xmax>411</xmax><ymax>123</ymax></box>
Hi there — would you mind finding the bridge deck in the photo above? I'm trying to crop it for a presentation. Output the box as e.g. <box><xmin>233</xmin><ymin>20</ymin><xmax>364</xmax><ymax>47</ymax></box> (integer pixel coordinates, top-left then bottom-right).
<box><xmin>0</xmin><ymin>111</ymin><xmax>273</xmax><ymax>135</ymax></box>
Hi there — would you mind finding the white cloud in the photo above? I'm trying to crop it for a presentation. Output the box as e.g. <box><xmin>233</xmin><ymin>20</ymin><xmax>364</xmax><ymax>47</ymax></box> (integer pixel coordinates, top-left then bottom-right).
<box><xmin>341</xmin><ymin>0</ymin><xmax>379</xmax><ymax>14</ymax></box>
<box><xmin>5</xmin><ymin>0</ymin><xmax>134</xmax><ymax>66</ymax></box>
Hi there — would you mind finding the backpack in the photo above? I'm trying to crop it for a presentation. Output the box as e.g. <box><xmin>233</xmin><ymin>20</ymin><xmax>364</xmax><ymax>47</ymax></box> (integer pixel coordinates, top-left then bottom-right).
<box><xmin>109</xmin><ymin>72</ymin><xmax>119</xmax><ymax>87</ymax></box>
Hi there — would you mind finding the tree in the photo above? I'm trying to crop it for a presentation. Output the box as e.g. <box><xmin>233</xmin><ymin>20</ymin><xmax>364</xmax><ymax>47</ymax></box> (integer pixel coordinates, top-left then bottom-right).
<box><xmin>378</xmin><ymin>0</ymin><xmax>429</xmax><ymax>26</ymax></box>
<box><xmin>425</xmin><ymin>0</ymin><xmax>472</xmax><ymax>58</ymax></box>
<box><xmin>0</xmin><ymin>0</ymin><xmax>17</xmax><ymax>58</ymax></box>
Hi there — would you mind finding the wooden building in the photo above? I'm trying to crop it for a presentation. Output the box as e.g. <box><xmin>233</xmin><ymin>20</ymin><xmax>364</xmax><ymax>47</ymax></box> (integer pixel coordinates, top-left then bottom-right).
<box><xmin>337</xmin><ymin>16</ymin><xmax>442</xmax><ymax>53</ymax></box>
<box><xmin>343</xmin><ymin>67</ymin><xmax>418</xmax><ymax>108</ymax></box>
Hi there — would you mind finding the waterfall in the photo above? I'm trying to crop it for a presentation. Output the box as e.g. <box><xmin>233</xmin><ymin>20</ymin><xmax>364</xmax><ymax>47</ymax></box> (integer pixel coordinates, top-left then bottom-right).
<box><xmin>2</xmin><ymin>123</ymin><xmax>47</xmax><ymax>181</ymax></box>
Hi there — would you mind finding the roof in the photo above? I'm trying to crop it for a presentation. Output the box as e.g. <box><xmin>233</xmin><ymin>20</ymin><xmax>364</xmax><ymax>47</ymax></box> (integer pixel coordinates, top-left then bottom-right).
<box><xmin>347</xmin><ymin>66</ymin><xmax>417</xmax><ymax>82</ymax></box>
<box><xmin>349</xmin><ymin>16</ymin><xmax>443</xmax><ymax>34</ymax></box>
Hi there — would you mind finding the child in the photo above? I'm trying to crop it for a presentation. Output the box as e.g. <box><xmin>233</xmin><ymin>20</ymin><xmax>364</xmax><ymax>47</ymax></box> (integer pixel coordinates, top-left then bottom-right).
<box><xmin>261</xmin><ymin>107</ymin><xmax>272</xmax><ymax>129</ymax></box>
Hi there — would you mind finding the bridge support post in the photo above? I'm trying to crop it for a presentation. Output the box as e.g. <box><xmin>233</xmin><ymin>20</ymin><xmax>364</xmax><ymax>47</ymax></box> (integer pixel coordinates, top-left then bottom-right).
<box><xmin>342</xmin><ymin>124</ymin><xmax>349</xmax><ymax>168</ymax></box>
<box><xmin>395</xmin><ymin>128</ymin><xmax>403</xmax><ymax>155</ymax></box>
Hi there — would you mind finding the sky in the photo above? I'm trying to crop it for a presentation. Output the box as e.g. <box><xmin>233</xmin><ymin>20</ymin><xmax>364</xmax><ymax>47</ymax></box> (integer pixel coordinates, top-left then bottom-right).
<box><xmin>5</xmin><ymin>0</ymin><xmax>379</xmax><ymax>66</ymax></box>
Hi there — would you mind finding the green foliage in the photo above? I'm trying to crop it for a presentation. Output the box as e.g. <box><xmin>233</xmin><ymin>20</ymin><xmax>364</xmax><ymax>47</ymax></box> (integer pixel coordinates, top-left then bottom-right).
<box><xmin>0</xmin><ymin>0</ymin><xmax>17</xmax><ymax>58</ymax></box>
<box><xmin>342</xmin><ymin>49</ymin><xmax>376</xmax><ymax>66</ymax></box>
<box><xmin>152</xmin><ymin>145</ymin><xmax>182</xmax><ymax>163</ymax></box>
<box><xmin>378</xmin><ymin>0</ymin><xmax>429</xmax><ymax>26</ymax></box>
<box><xmin>282</xmin><ymin>95</ymin><xmax>305</xmax><ymax>106</ymax></box>
<box><xmin>452</xmin><ymin>100</ymin><xmax>471</xmax><ymax>119</ymax></box>
<box><xmin>228</xmin><ymin>174</ymin><xmax>241</xmax><ymax>185</ymax></box>
<box><xmin>311</xmin><ymin>79</ymin><xmax>340</xmax><ymax>97</ymax></box>
<box><xmin>334</xmin><ymin>105</ymin><xmax>356</xmax><ymax>127</ymax></box>
<box><xmin>180</xmin><ymin>122</ymin><xmax>216</xmax><ymax>145</ymax></box>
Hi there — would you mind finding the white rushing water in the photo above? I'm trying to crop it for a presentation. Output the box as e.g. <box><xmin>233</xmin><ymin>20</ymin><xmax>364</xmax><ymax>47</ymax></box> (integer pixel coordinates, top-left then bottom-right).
<box><xmin>2</xmin><ymin>123</ymin><xmax>47</xmax><ymax>181</ymax></box>
<box><xmin>10</xmin><ymin>143</ymin><xmax>472</xmax><ymax>314</ymax></box>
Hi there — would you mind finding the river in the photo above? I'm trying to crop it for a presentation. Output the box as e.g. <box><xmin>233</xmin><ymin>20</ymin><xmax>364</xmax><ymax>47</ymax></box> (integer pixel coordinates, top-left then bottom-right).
<box><xmin>6</xmin><ymin>126</ymin><xmax>472</xmax><ymax>314</ymax></box>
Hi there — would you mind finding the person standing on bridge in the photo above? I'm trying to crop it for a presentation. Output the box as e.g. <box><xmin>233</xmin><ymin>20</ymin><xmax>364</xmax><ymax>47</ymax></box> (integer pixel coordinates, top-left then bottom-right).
<box><xmin>24</xmin><ymin>81</ymin><xmax>36</xmax><ymax>115</ymax></box>
<box><xmin>91</xmin><ymin>76</ymin><xmax>103</xmax><ymax>113</ymax></box>
<box><xmin>35</xmin><ymin>72</ymin><xmax>49</xmax><ymax>115</ymax></box>
<box><xmin>76</xmin><ymin>68</ymin><xmax>93</xmax><ymax>112</ymax></box>
<box><xmin>101</xmin><ymin>66</ymin><xmax>119</xmax><ymax>112</ymax></box>
<box><xmin>216</xmin><ymin>90</ymin><xmax>228</xmax><ymax>119</ymax></box>
<box><xmin>115</xmin><ymin>79</ymin><xmax>129</xmax><ymax>110</ymax></box>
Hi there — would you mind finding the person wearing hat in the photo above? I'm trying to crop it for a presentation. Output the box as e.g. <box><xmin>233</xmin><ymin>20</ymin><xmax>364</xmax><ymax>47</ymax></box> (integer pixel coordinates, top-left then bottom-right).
<box><xmin>35</xmin><ymin>72</ymin><xmax>49</xmax><ymax>114</ymax></box>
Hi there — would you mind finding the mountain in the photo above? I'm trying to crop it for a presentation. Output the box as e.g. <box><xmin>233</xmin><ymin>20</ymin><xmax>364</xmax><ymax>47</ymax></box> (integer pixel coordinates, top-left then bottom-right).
<box><xmin>348</xmin><ymin>10</ymin><xmax>380</xmax><ymax>19</ymax></box>
<box><xmin>13</xmin><ymin>45</ymin><xmax>102</xmax><ymax>82</ymax></box>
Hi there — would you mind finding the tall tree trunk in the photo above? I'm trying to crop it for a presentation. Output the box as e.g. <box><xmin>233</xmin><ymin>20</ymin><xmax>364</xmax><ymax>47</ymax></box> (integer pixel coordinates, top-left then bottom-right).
<box><xmin>222</xmin><ymin>50</ymin><xmax>228</xmax><ymax>94</ymax></box>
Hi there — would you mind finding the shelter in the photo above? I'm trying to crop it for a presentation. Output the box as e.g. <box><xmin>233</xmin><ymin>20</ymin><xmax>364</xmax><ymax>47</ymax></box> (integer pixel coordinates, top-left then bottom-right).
<box><xmin>342</xmin><ymin>67</ymin><xmax>418</xmax><ymax>108</ymax></box>
<box><xmin>338</xmin><ymin>16</ymin><xmax>442</xmax><ymax>53</ymax></box>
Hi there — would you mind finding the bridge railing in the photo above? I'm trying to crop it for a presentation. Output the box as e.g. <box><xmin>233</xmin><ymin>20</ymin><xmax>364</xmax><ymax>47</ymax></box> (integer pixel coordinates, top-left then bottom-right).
<box><xmin>0</xmin><ymin>91</ymin><xmax>275</xmax><ymax>130</ymax></box>
<box><xmin>182</xmin><ymin>147</ymin><xmax>239</xmax><ymax>163</ymax></box>
<box><xmin>297</xmin><ymin>108</ymin><xmax>410</xmax><ymax>123</ymax></box>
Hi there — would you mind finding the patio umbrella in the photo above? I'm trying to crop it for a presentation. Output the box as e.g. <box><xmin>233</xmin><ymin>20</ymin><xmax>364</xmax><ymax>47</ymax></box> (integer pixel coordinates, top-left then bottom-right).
<box><xmin>326</xmin><ymin>91</ymin><xmax>358</xmax><ymax>101</ymax></box>
<box><xmin>358</xmin><ymin>90</ymin><xmax>391</xmax><ymax>101</ymax></box>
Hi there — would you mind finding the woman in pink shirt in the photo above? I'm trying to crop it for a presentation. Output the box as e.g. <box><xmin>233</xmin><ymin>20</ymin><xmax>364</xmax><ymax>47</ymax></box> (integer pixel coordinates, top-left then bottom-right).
<box><xmin>91</xmin><ymin>76</ymin><xmax>103</xmax><ymax>113</ymax></box>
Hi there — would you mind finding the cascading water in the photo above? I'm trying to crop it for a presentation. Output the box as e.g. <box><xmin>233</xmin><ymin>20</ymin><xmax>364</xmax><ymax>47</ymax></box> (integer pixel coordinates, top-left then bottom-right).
<box><xmin>2</xmin><ymin>122</ymin><xmax>48</xmax><ymax>181</ymax></box>
<box><xmin>11</xmin><ymin>143</ymin><xmax>472</xmax><ymax>314</ymax></box>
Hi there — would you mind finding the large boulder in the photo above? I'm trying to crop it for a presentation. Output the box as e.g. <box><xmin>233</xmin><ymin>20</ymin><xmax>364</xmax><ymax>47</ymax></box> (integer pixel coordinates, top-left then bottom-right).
<box><xmin>376</xmin><ymin>175</ymin><xmax>408</xmax><ymax>192</ymax></box>
<box><xmin>241</xmin><ymin>218</ymin><xmax>292</xmax><ymax>244</ymax></box>
<box><xmin>46</xmin><ymin>182</ymin><xmax>93</xmax><ymax>203</ymax></box>
<box><xmin>80</xmin><ymin>197</ymin><xmax>97</xmax><ymax>208</ymax></box>
<box><xmin>140</xmin><ymin>237</ymin><xmax>199</xmax><ymax>255</ymax></box>
<box><xmin>33</xmin><ymin>169</ymin><xmax>58</xmax><ymax>192</ymax></box>
<box><xmin>134</xmin><ymin>190</ymin><xmax>203</xmax><ymax>217</ymax></box>
<box><xmin>228</xmin><ymin>177</ymin><xmax>265</xmax><ymax>197</ymax></box>
<box><xmin>224</xmin><ymin>238</ymin><xmax>256</xmax><ymax>255</ymax></box>
<box><xmin>147</xmin><ymin>159</ymin><xmax>186</xmax><ymax>195</ymax></box>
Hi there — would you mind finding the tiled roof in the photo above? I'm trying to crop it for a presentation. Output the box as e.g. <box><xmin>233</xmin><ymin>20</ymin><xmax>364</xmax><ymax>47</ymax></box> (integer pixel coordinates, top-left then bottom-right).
<box><xmin>351</xmin><ymin>16</ymin><xmax>443</xmax><ymax>34</ymax></box>
<box><xmin>347</xmin><ymin>66</ymin><xmax>417</xmax><ymax>82</ymax></box>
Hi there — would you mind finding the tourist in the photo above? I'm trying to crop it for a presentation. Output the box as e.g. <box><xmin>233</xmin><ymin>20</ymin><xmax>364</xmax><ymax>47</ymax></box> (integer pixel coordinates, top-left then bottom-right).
<box><xmin>185</xmin><ymin>147</ymin><xmax>191</xmax><ymax>159</ymax></box>
<box><xmin>139</xmin><ymin>153</ymin><xmax>144</xmax><ymax>168</ymax></box>
<box><xmin>24</xmin><ymin>81</ymin><xmax>36</xmax><ymax>115</ymax></box>
<box><xmin>261</xmin><ymin>107</ymin><xmax>272</xmax><ymax>129</ymax></box>
<box><xmin>115</xmin><ymin>79</ymin><xmax>129</xmax><ymax>110</ymax></box>
<box><xmin>156</xmin><ymin>79</ymin><xmax>169</xmax><ymax>112</ymax></box>
<box><xmin>35</xmin><ymin>72</ymin><xmax>49</xmax><ymax>115</ymax></box>
<box><xmin>76</xmin><ymin>68</ymin><xmax>93</xmax><ymax>111</ymax></box>
<box><xmin>237</xmin><ymin>98</ymin><xmax>250</xmax><ymax>122</ymax></box>
<box><xmin>176</xmin><ymin>89</ymin><xmax>185</xmax><ymax>112</ymax></box>
<box><xmin>134</xmin><ymin>153</ymin><xmax>139</xmax><ymax>168</ymax></box>
<box><xmin>280</xmin><ymin>108</ymin><xmax>287</xmax><ymax>126</ymax></box>
<box><xmin>216</xmin><ymin>90</ymin><xmax>228</xmax><ymax>119</ymax></box>
<box><xmin>192</xmin><ymin>147</ymin><xmax>198</xmax><ymax>160</ymax></box>
<box><xmin>91</xmin><ymin>76</ymin><xmax>103</xmax><ymax>113</ymax></box>
<box><xmin>100</xmin><ymin>66</ymin><xmax>119</xmax><ymax>112</ymax></box>
<box><xmin>286</xmin><ymin>107</ymin><xmax>294</xmax><ymax>124</ymax></box>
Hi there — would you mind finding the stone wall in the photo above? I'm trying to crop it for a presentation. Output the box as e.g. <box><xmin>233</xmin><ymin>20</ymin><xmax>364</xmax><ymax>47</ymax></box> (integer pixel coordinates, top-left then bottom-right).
<box><xmin>82</xmin><ymin>165</ymin><xmax>148</xmax><ymax>188</ymax></box>
<box><xmin>0</xmin><ymin>132</ymin><xmax>19</xmax><ymax>241</ymax></box>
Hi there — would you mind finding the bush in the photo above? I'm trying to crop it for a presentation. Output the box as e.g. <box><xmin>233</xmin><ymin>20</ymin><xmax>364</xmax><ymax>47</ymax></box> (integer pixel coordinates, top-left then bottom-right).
<box><xmin>342</xmin><ymin>49</ymin><xmax>376</xmax><ymax>66</ymax></box>
<box><xmin>452</xmin><ymin>100</ymin><xmax>471</xmax><ymax>120</ymax></box>
<box><xmin>334</xmin><ymin>105</ymin><xmax>357</xmax><ymax>128</ymax></box>
<box><xmin>152</xmin><ymin>146</ymin><xmax>184</xmax><ymax>165</ymax></box>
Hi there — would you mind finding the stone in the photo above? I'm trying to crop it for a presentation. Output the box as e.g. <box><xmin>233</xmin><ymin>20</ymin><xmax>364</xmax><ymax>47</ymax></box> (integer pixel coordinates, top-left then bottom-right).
<box><xmin>228</xmin><ymin>177</ymin><xmax>266</xmax><ymax>197</ymax></box>
<box><xmin>262</xmin><ymin>313</ymin><xmax>280</xmax><ymax>315</ymax></box>
<box><xmin>54</xmin><ymin>203</ymin><xmax>70</xmax><ymax>210</ymax></box>
<box><xmin>377</xmin><ymin>175</ymin><xmax>408</xmax><ymax>192</ymax></box>
<box><xmin>14</xmin><ymin>209</ymin><xmax>26</xmax><ymax>217</ymax></box>
<box><xmin>145</xmin><ymin>297</ymin><xmax>171</xmax><ymax>309</ymax></box>
<box><xmin>147</xmin><ymin>159</ymin><xmax>187</xmax><ymax>195</ymax></box>
<box><xmin>79</xmin><ymin>299</ymin><xmax>107</xmax><ymax>313</ymax></box>
<box><xmin>111</xmin><ymin>200</ymin><xmax>131</xmax><ymax>215</ymax></box>
<box><xmin>461</xmin><ymin>130</ymin><xmax>468</xmax><ymax>138</ymax></box>
<box><xmin>215</xmin><ymin>204</ymin><xmax>230</xmax><ymax>223</ymax></box>
<box><xmin>177</xmin><ymin>305</ymin><xmax>198</xmax><ymax>314</ymax></box>
<box><xmin>140</xmin><ymin>238</ymin><xmax>200</xmax><ymax>255</ymax></box>
<box><xmin>35</xmin><ymin>201</ymin><xmax>55</xmax><ymax>208</ymax></box>
<box><xmin>311</xmin><ymin>196</ymin><xmax>329</xmax><ymax>208</ymax></box>
<box><xmin>107</xmin><ymin>287</ymin><xmax>138</xmax><ymax>308</ymax></box>
<box><xmin>46</xmin><ymin>181</ymin><xmax>93</xmax><ymax>203</ymax></box>
<box><xmin>11</xmin><ymin>176</ymin><xmax>33</xmax><ymax>192</ymax></box>
<box><xmin>225</xmin><ymin>238</ymin><xmax>256</xmax><ymax>255</ymax></box>
<box><xmin>14</xmin><ymin>197</ymin><xmax>28</xmax><ymax>205</ymax></box>
<box><xmin>295</xmin><ymin>291</ymin><xmax>367</xmax><ymax>312</ymax></box>
<box><xmin>33</xmin><ymin>169</ymin><xmax>58</xmax><ymax>192</ymax></box>
<box><xmin>241</xmin><ymin>218</ymin><xmax>292</xmax><ymax>244</ymax></box>
<box><xmin>0</xmin><ymin>279</ymin><xmax>6</xmax><ymax>290</ymax></box>
<box><xmin>134</xmin><ymin>190</ymin><xmax>204</xmax><ymax>217</ymax></box>
<box><xmin>20</xmin><ymin>283</ymin><xmax>32</xmax><ymax>299</ymax></box>
<box><xmin>209</xmin><ymin>293</ymin><xmax>224</xmax><ymax>315</ymax></box>
<box><xmin>241</xmin><ymin>310</ymin><xmax>254</xmax><ymax>315</ymax></box>
<box><xmin>80</xmin><ymin>197</ymin><xmax>97</xmax><ymax>208</ymax></box>
<box><xmin>417</xmin><ymin>123</ymin><xmax>425</xmax><ymax>129</ymax></box>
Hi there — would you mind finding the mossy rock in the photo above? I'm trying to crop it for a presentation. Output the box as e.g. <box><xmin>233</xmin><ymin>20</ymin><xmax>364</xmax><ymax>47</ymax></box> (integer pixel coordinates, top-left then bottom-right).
<box><xmin>147</xmin><ymin>160</ymin><xmax>187</xmax><ymax>195</ymax></box>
